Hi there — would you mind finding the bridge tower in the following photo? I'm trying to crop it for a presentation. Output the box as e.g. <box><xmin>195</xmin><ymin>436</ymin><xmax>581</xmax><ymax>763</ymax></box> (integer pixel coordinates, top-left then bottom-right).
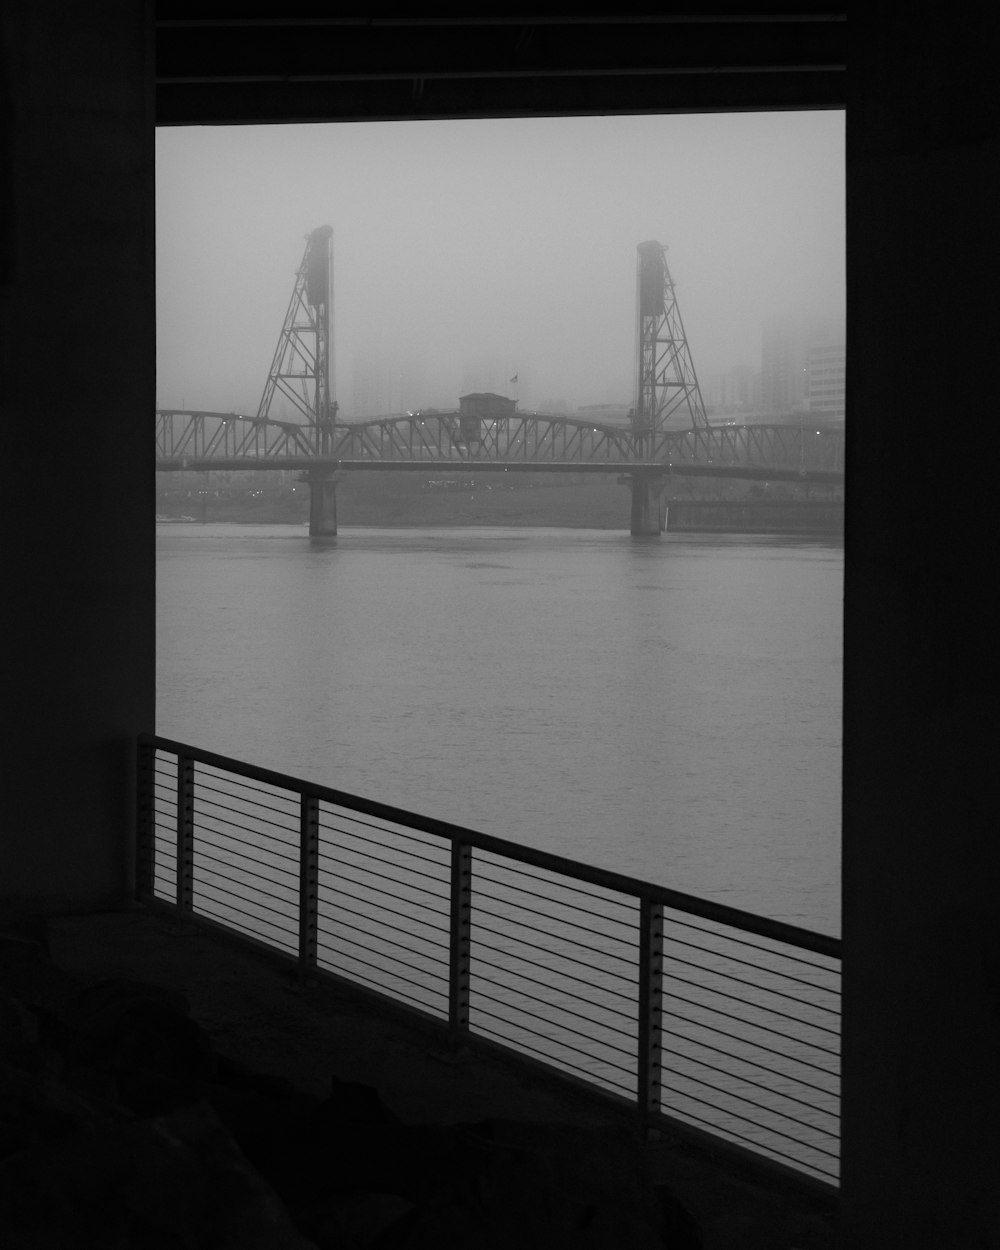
<box><xmin>630</xmin><ymin>240</ymin><xmax>707</xmax><ymax>534</ymax></box>
<box><xmin>257</xmin><ymin>225</ymin><xmax>338</xmax><ymax>536</ymax></box>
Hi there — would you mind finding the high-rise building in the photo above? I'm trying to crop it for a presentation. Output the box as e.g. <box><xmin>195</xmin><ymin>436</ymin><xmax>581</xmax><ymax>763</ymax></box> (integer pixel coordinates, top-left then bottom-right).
<box><xmin>807</xmin><ymin>342</ymin><xmax>846</xmax><ymax>422</ymax></box>
<box><xmin>351</xmin><ymin>346</ymin><xmax>402</xmax><ymax>419</ymax></box>
<box><xmin>761</xmin><ymin>315</ymin><xmax>809</xmax><ymax>413</ymax></box>
<box><xmin>398</xmin><ymin>357</ymin><xmax>430</xmax><ymax>414</ymax></box>
<box><xmin>704</xmin><ymin>364</ymin><xmax>761</xmax><ymax>414</ymax></box>
<box><xmin>761</xmin><ymin>312</ymin><xmax>845</xmax><ymax>417</ymax></box>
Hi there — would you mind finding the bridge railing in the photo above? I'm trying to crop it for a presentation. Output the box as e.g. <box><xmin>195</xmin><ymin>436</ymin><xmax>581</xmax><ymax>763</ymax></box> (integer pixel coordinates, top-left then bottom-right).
<box><xmin>138</xmin><ymin>734</ymin><xmax>840</xmax><ymax>1193</ymax></box>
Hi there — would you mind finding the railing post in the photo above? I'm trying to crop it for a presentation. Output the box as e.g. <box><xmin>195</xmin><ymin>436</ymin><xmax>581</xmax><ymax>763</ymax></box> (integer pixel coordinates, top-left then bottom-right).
<box><xmin>135</xmin><ymin>737</ymin><xmax>156</xmax><ymax>900</ymax></box>
<box><xmin>176</xmin><ymin>754</ymin><xmax>195</xmax><ymax>918</ymax></box>
<box><xmin>637</xmin><ymin>896</ymin><xmax>664</xmax><ymax>1135</ymax></box>
<box><xmin>448</xmin><ymin>840</ymin><xmax>473</xmax><ymax>1049</ymax></box>
<box><xmin>299</xmin><ymin>794</ymin><xmax>320</xmax><ymax>976</ymax></box>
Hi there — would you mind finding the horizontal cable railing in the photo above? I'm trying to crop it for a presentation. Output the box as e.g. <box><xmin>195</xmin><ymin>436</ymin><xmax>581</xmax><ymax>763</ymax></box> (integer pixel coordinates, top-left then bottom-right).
<box><xmin>137</xmin><ymin>735</ymin><xmax>841</xmax><ymax>1190</ymax></box>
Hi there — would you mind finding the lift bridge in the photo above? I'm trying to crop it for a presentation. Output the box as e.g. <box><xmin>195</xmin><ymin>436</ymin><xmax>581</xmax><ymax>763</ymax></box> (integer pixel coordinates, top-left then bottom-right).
<box><xmin>155</xmin><ymin>228</ymin><xmax>845</xmax><ymax>536</ymax></box>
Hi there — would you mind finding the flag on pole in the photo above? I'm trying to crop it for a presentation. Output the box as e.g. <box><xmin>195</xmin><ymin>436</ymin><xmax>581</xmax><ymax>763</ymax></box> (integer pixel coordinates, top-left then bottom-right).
<box><xmin>509</xmin><ymin>374</ymin><xmax>518</xmax><ymax>384</ymax></box>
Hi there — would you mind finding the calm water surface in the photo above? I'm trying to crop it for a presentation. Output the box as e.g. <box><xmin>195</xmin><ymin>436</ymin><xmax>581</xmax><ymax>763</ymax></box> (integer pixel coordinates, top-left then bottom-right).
<box><xmin>156</xmin><ymin>524</ymin><xmax>842</xmax><ymax>936</ymax></box>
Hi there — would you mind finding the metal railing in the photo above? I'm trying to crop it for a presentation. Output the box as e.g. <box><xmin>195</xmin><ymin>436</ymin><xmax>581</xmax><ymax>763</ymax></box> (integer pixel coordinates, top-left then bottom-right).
<box><xmin>137</xmin><ymin>735</ymin><xmax>841</xmax><ymax>1191</ymax></box>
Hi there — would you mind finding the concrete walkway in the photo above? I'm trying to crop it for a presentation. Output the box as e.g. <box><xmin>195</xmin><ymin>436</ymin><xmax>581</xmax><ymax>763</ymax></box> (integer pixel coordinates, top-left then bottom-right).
<box><xmin>46</xmin><ymin>907</ymin><xmax>837</xmax><ymax>1250</ymax></box>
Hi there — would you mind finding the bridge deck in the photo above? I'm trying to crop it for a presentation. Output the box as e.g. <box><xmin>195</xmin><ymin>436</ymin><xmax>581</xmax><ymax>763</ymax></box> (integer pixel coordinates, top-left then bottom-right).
<box><xmin>154</xmin><ymin>411</ymin><xmax>845</xmax><ymax>482</ymax></box>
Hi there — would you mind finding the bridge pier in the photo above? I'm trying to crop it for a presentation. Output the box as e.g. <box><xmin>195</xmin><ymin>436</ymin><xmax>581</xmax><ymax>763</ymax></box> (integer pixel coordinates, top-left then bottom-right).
<box><xmin>629</xmin><ymin>472</ymin><xmax>667</xmax><ymax>536</ymax></box>
<box><xmin>306</xmin><ymin>471</ymin><xmax>338</xmax><ymax>538</ymax></box>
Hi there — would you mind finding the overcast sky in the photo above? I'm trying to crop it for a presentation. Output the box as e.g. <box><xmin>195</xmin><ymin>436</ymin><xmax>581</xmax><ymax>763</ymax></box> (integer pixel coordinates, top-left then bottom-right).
<box><xmin>156</xmin><ymin>111</ymin><xmax>844</xmax><ymax>417</ymax></box>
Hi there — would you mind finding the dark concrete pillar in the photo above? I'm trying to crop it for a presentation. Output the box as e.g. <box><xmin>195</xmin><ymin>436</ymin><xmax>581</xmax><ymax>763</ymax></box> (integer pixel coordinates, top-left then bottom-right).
<box><xmin>629</xmin><ymin>473</ymin><xmax>665</xmax><ymax>536</ymax></box>
<box><xmin>839</xmin><ymin>10</ymin><xmax>1000</xmax><ymax>1245</ymax></box>
<box><xmin>1</xmin><ymin>0</ymin><xmax>155</xmax><ymax>916</ymax></box>
<box><xmin>307</xmin><ymin>472</ymin><xmax>338</xmax><ymax>538</ymax></box>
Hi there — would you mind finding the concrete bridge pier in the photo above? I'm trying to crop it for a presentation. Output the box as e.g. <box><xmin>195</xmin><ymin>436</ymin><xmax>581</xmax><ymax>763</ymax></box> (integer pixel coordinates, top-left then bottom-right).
<box><xmin>306</xmin><ymin>471</ymin><xmax>338</xmax><ymax>538</ymax></box>
<box><xmin>629</xmin><ymin>472</ymin><xmax>667</xmax><ymax>535</ymax></box>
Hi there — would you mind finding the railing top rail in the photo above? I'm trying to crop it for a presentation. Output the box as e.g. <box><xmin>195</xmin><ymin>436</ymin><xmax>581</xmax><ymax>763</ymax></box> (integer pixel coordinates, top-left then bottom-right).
<box><xmin>144</xmin><ymin>734</ymin><xmax>840</xmax><ymax>960</ymax></box>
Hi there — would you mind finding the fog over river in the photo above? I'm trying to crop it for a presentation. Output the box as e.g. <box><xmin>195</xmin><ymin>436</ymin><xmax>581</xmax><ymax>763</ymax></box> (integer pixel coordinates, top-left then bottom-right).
<box><xmin>156</xmin><ymin>524</ymin><xmax>842</xmax><ymax>937</ymax></box>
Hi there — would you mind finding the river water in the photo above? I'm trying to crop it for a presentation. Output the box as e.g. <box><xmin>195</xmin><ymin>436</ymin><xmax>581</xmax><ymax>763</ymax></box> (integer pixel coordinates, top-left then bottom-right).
<box><xmin>156</xmin><ymin>523</ymin><xmax>843</xmax><ymax>937</ymax></box>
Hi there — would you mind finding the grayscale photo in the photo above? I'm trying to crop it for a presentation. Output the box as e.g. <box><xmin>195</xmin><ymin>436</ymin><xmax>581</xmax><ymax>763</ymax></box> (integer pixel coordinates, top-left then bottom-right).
<box><xmin>152</xmin><ymin>108</ymin><xmax>844</xmax><ymax>1189</ymax></box>
<box><xmin>7</xmin><ymin>9</ymin><xmax>992</xmax><ymax>1249</ymax></box>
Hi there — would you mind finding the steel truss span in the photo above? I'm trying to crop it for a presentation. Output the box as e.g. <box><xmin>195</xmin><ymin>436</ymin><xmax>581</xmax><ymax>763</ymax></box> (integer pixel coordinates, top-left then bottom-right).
<box><xmin>154</xmin><ymin>410</ymin><xmax>845</xmax><ymax>479</ymax></box>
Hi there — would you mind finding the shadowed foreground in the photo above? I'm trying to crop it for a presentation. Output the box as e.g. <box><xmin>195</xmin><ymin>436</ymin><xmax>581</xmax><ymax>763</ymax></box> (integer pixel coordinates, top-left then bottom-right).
<box><xmin>1</xmin><ymin>909</ymin><xmax>836</xmax><ymax>1248</ymax></box>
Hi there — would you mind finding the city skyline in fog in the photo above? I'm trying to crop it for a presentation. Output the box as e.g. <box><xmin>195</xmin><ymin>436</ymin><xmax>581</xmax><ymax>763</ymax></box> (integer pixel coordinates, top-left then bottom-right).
<box><xmin>156</xmin><ymin>111</ymin><xmax>844</xmax><ymax>419</ymax></box>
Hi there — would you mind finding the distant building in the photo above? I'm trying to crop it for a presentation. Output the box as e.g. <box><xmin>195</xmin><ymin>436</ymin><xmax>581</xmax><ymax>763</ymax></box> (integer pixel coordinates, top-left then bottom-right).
<box><xmin>398</xmin><ymin>357</ymin><xmax>431</xmax><ymax>415</ymax></box>
<box><xmin>761</xmin><ymin>316</ymin><xmax>809</xmax><ymax>413</ymax></box>
<box><xmin>807</xmin><ymin>342</ymin><xmax>846</xmax><ymax>422</ymax></box>
<box><xmin>703</xmin><ymin>366</ymin><xmax>761</xmax><ymax>414</ymax></box>
<box><xmin>351</xmin><ymin>346</ymin><xmax>401</xmax><ymax>418</ymax></box>
<box><xmin>761</xmin><ymin>312</ymin><xmax>845</xmax><ymax>416</ymax></box>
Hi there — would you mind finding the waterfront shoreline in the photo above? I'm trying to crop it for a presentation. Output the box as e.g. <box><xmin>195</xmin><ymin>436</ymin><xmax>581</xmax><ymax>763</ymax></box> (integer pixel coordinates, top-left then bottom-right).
<box><xmin>156</xmin><ymin>502</ymin><xmax>844</xmax><ymax>536</ymax></box>
<box><xmin>157</xmin><ymin>469</ymin><xmax>842</xmax><ymax>534</ymax></box>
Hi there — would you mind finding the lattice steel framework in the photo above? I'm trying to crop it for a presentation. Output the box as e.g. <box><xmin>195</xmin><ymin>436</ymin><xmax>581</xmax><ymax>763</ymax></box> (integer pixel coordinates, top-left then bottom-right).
<box><xmin>633</xmin><ymin>240</ymin><xmax>708</xmax><ymax>449</ymax></box>
<box><xmin>332</xmin><ymin>412</ymin><xmax>638</xmax><ymax>463</ymax></box>
<box><xmin>158</xmin><ymin>233</ymin><xmax>847</xmax><ymax>480</ymax></box>
<box><xmin>155</xmin><ymin>409</ymin><xmax>845</xmax><ymax>477</ymax></box>
<box><xmin>256</xmin><ymin>225</ymin><xmax>336</xmax><ymax>452</ymax></box>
